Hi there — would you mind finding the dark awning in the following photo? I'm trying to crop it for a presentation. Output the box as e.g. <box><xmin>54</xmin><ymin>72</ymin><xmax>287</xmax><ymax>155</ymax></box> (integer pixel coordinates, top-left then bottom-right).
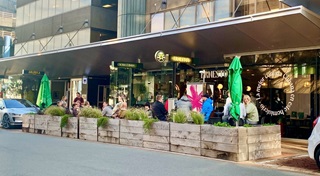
<box><xmin>1</xmin><ymin>6</ymin><xmax>320</xmax><ymax>78</ymax></box>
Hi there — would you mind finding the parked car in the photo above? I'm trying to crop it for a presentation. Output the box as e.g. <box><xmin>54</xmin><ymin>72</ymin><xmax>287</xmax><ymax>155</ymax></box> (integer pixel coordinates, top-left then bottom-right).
<box><xmin>0</xmin><ymin>98</ymin><xmax>39</xmax><ymax>129</ymax></box>
<box><xmin>308</xmin><ymin>116</ymin><xmax>320</xmax><ymax>168</ymax></box>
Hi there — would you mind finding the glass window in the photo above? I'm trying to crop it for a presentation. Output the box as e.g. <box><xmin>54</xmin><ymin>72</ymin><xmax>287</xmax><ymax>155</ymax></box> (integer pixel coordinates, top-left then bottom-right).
<box><xmin>39</xmin><ymin>38</ymin><xmax>47</xmax><ymax>51</ymax></box>
<box><xmin>48</xmin><ymin>0</ymin><xmax>56</xmax><ymax>17</ymax></box>
<box><xmin>23</xmin><ymin>4</ymin><xmax>30</xmax><ymax>25</ymax></box>
<box><xmin>35</xmin><ymin>0</ymin><xmax>42</xmax><ymax>21</ymax></box>
<box><xmin>42</xmin><ymin>0</ymin><xmax>49</xmax><ymax>19</ymax></box>
<box><xmin>180</xmin><ymin>5</ymin><xmax>195</xmax><ymax>28</ymax></box>
<box><xmin>33</xmin><ymin>40</ymin><xmax>40</xmax><ymax>53</ymax></box>
<box><xmin>53</xmin><ymin>35</ymin><xmax>62</xmax><ymax>49</ymax></box>
<box><xmin>257</xmin><ymin>0</ymin><xmax>280</xmax><ymax>13</ymax></box>
<box><xmin>151</xmin><ymin>13</ymin><xmax>164</xmax><ymax>33</ymax></box>
<box><xmin>29</xmin><ymin>2</ymin><xmax>36</xmax><ymax>23</ymax></box>
<box><xmin>71</xmin><ymin>0</ymin><xmax>80</xmax><ymax>10</ymax></box>
<box><xmin>14</xmin><ymin>43</ymin><xmax>22</xmax><ymax>56</ymax></box>
<box><xmin>164</xmin><ymin>9</ymin><xmax>179</xmax><ymax>30</ymax></box>
<box><xmin>16</xmin><ymin>7</ymin><xmax>23</xmax><ymax>26</ymax></box>
<box><xmin>55</xmin><ymin>0</ymin><xmax>63</xmax><ymax>15</ymax></box>
<box><xmin>78</xmin><ymin>29</ymin><xmax>90</xmax><ymax>45</ymax></box>
<box><xmin>214</xmin><ymin>0</ymin><xmax>232</xmax><ymax>21</ymax></box>
<box><xmin>197</xmin><ymin>2</ymin><xmax>214</xmax><ymax>24</ymax></box>
<box><xmin>63</xmin><ymin>1</ymin><xmax>71</xmax><ymax>12</ymax></box>
<box><xmin>46</xmin><ymin>36</ymin><xmax>54</xmax><ymax>51</ymax></box>
<box><xmin>61</xmin><ymin>34</ymin><xmax>69</xmax><ymax>48</ymax></box>
<box><xmin>27</xmin><ymin>41</ymin><xmax>34</xmax><ymax>54</ymax></box>
<box><xmin>80</xmin><ymin>0</ymin><xmax>91</xmax><ymax>7</ymax></box>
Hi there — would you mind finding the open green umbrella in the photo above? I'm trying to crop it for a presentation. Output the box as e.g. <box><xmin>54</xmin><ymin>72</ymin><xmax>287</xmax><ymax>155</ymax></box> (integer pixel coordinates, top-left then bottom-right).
<box><xmin>36</xmin><ymin>74</ymin><xmax>52</xmax><ymax>109</ymax></box>
<box><xmin>228</xmin><ymin>56</ymin><xmax>243</xmax><ymax>121</ymax></box>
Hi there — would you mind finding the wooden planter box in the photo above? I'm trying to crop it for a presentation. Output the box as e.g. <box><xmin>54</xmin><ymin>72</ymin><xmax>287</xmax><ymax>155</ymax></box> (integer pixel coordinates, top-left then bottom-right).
<box><xmin>170</xmin><ymin>123</ymin><xmax>201</xmax><ymax>156</ymax></box>
<box><xmin>34</xmin><ymin>115</ymin><xmax>49</xmax><ymax>134</ymax></box>
<box><xmin>62</xmin><ymin>117</ymin><xmax>78</xmax><ymax>139</ymax></box>
<box><xmin>143</xmin><ymin>121</ymin><xmax>170</xmax><ymax>151</ymax></box>
<box><xmin>79</xmin><ymin>117</ymin><xmax>98</xmax><ymax>141</ymax></box>
<box><xmin>22</xmin><ymin>114</ymin><xmax>35</xmax><ymax>133</ymax></box>
<box><xmin>98</xmin><ymin>118</ymin><xmax>120</xmax><ymax>144</ymax></box>
<box><xmin>247</xmin><ymin>125</ymin><xmax>281</xmax><ymax>160</ymax></box>
<box><xmin>120</xmin><ymin>120</ymin><xmax>144</xmax><ymax>147</ymax></box>
<box><xmin>201</xmin><ymin>125</ymin><xmax>248</xmax><ymax>161</ymax></box>
<box><xmin>47</xmin><ymin>116</ymin><xmax>62</xmax><ymax>137</ymax></box>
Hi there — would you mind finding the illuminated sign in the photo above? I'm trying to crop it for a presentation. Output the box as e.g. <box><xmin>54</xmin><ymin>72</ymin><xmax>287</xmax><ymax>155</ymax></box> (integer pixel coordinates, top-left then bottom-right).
<box><xmin>200</xmin><ymin>70</ymin><xmax>228</xmax><ymax>79</ymax></box>
<box><xmin>22</xmin><ymin>70</ymin><xmax>44</xmax><ymax>75</ymax></box>
<box><xmin>169</xmin><ymin>56</ymin><xmax>192</xmax><ymax>63</ymax></box>
<box><xmin>154</xmin><ymin>50</ymin><xmax>167</xmax><ymax>63</ymax></box>
<box><xmin>112</xmin><ymin>62</ymin><xmax>143</xmax><ymax>69</ymax></box>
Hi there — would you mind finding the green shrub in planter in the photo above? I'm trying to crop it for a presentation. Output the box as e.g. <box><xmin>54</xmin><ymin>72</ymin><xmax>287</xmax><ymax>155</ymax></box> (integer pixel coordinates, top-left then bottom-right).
<box><xmin>213</xmin><ymin>122</ymin><xmax>233</xmax><ymax>127</ymax></box>
<box><xmin>60</xmin><ymin>114</ymin><xmax>72</xmax><ymax>128</ymax></box>
<box><xmin>124</xmin><ymin>108</ymin><xmax>142</xmax><ymax>120</ymax></box>
<box><xmin>97</xmin><ymin>117</ymin><xmax>109</xmax><ymax>127</ymax></box>
<box><xmin>79</xmin><ymin>107</ymin><xmax>102</xmax><ymax>118</ymax></box>
<box><xmin>191</xmin><ymin>111</ymin><xmax>204</xmax><ymax>125</ymax></box>
<box><xmin>44</xmin><ymin>106</ymin><xmax>66</xmax><ymax>116</ymax></box>
<box><xmin>173</xmin><ymin>110</ymin><xmax>187</xmax><ymax>123</ymax></box>
<box><xmin>243</xmin><ymin>124</ymin><xmax>252</xmax><ymax>127</ymax></box>
<box><xmin>143</xmin><ymin>118</ymin><xmax>158</xmax><ymax>133</ymax></box>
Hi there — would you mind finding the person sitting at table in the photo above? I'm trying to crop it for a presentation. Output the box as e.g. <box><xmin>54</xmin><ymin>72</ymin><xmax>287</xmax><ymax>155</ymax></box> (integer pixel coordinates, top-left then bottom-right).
<box><xmin>243</xmin><ymin>94</ymin><xmax>259</xmax><ymax>125</ymax></box>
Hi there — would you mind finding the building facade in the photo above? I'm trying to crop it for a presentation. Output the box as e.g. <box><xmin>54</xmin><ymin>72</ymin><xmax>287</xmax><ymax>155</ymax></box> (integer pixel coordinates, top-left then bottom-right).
<box><xmin>0</xmin><ymin>0</ymin><xmax>16</xmax><ymax>58</ymax></box>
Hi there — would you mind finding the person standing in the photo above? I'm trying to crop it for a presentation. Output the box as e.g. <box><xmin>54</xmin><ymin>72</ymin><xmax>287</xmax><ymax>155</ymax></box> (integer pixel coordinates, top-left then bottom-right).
<box><xmin>73</xmin><ymin>92</ymin><xmax>84</xmax><ymax>106</ymax></box>
<box><xmin>152</xmin><ymin>94</ymin><xmax>168</xmax><ymax>121</ymax></box>
<box><xmin>60</xmin><ymin>95</ymin><xmax>68</xmax><ymax>108</ymax></box>
<box><xmin>201</xmin><ymin>94</ymin><xmax>213</xmax><ymax>123</ymax></box>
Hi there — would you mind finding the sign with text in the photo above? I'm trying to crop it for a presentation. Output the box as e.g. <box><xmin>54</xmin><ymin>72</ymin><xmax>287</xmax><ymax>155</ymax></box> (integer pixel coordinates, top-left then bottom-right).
<box><xmin>112</xmin><ymin>62</ymin><xmax>143</xmax><ymax>69</ymax></box>
<box><xmin>169</xmin><ymin>55</ymin><xmax>192</xmax><ymax>64</ymax></box>
<box><xmin>22</xmin><ymin>70</ymin><xmax>44</xmax><ymax>75</ymax></box>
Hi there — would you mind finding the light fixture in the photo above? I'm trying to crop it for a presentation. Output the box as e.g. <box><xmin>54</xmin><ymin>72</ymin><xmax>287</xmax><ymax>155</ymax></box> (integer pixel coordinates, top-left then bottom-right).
<box><xmin>304</xmin><ymin>81</ymin><xmax>311</xmax><ymax>88</ymax></box>
<box><xmin>246</xmin><ymin>86</ymin><xmax>251</xmax><ymax>92</ymax></box>
<box><xmin>217</xmin><ymin>84</ymin><xmax>223</xmax><ymax>90</ymax></box>
<box><xmin>103</xmin><ymin>4</ymin><xmax>112</xmax><ymax>8</ymax></box>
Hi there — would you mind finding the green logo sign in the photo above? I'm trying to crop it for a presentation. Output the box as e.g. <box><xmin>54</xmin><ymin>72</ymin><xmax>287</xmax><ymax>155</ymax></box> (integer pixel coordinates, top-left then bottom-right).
<box><xmin>154</xmin><ymin>50</ymin><xmax>167</xmax><ymax>63</ymax></box>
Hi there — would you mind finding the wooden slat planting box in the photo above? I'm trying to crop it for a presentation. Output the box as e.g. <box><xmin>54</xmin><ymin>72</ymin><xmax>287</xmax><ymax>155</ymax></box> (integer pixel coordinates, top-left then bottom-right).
<box><xmin>47</xmin><ymin>116</ymin><xmax>62</xmax><ymax>137</ymax></box>
<box><xmin>201</xmin><ymin>125</ymin><xmax>248</xmax><ymax>161</ymax></box>
<box><xmin>34</xmin><ymin>115</ymin><xmax>49</xmax><ymax>134</ymax></box>
<box><xmin>22</xmin><ymin>114</ymin><xmax>35</xmax><ymax>133</ymax></box>
<box><xmin>79</xmin><ymin>117</ymin><xmax>98</xmax><ymax>141</ymax></box>
<box><xmin>247</xmin><ymin>125</ymin><xmax>281</xmax><ymax>160</ymax></box>
<box><xmin>170</xmin><ymin>123</ymin><xmax>201</xmax><ymax>156</ymax></box>
<box><xmin>143</xmin><ymin>121</ymin><xmax>170</xmax><ymax>151</ymax></box>
<box><xmin>62</xmin><ymin>117</ymin><xmax>78</xmax><ymax>139</ymax></box>
<box><xmin>120</xmin><ymin>120</ymin><xmax>144</xmax><ymax>147</ymax></box>
<box><xmin>98</xmin><ymin>119</ymin><xmax>120</xmax><ymax>144</ymax></box>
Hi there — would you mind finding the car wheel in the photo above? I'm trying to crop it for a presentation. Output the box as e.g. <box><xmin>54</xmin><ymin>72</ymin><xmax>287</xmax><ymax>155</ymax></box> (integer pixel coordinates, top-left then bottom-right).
<box><xmin>2</xmin><ymin>114</ymin><xmax>11</xmax><ymax>129</ymax></box>
<box><xmin>315</xmin><ymin>148</ymin><xmax>320</xmax><ymax>168</ymax></box>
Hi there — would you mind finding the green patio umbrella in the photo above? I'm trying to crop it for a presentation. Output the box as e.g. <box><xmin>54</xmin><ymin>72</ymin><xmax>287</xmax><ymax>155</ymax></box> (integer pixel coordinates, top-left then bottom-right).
<box><xmin>36</xmin><ymin>74</ymin><xmax>52</xmax><ymax>109</ymax></box>
<box><xmin>228</xmin><ymin>56</ymin><xmax>243</xmax><ymax>121</ymax></box>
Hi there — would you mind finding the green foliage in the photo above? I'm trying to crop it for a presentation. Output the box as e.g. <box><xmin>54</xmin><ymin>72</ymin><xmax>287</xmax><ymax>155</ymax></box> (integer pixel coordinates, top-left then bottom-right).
<box><xmin>213</xmin><ymin>122</ymin><xmax>233</xmax><ymax>127</ymax></box>
<box><xmin>97</xmin><ymin>117</ymin><xmax>109</xmax><ymax>128</ymax></box>
<box><xmin>143</xmin><ymin>118</ymin><xmax>159</xmax><ymax>133</ymax></box>
<box><xmin>191</xmin><ymin>111</ymin><xmax>204</xmax><ymax>125</ymax></box>
<box><xmin>124</xmin><ymin>108</ymin><xmax>145</xmax><ymax>120</ymax></box>
<box><xmin>262</xmin><ymin>123</ymin><xmax>276</xmax><ymax>126</ymax></box>
<box><xmin>243</xmin><ymin>124</ymin><xmax>252</xmax><ymax>127</ymax></box>
<box><xmin>173</xmin><ymin>110</ymin><xmax>187</xmax><ymax>123</ymax></box>
<box><xmin>60</xmin><ymin>114</ymin><xmax>72</xmax><ymax>128</ymax></box>
<box><xmin>79</xmin><ymin>107</ymin><xmax>103</xmax><ymax>118</ymax></box>
<box><xmin>44</xmin><ymin>106</ymin><xmax>66</xmax><ymax>116</ymax></box>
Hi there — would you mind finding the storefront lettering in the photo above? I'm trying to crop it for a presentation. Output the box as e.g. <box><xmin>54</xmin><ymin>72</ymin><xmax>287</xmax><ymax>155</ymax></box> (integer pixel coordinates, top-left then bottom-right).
<box><xmin>200</xmin><ymin>70</ymin><xmax>228</xmax><ymax>79</ymax></box>
<box><xmin>256</xmin><ymin>72</ymin><xmax>295</xmax><ymax>116</ymax></box>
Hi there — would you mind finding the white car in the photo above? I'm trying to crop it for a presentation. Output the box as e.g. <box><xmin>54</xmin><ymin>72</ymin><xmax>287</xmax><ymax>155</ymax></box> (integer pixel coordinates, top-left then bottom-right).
<box><xmin>308</xmin><ymin>117</ymin><xmax>320</xmax><ymax>168</ymax></box>
<box><xmin>0</xmin><ymin>98</ymin><xmax>39</xmax><ymax>129</ymax></box>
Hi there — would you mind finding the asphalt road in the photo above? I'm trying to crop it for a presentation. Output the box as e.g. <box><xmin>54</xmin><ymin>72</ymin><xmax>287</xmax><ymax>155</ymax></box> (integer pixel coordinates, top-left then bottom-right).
<box><xmin>0</xmin><ymin>129</ymin><xmax>304</xmax><ymax>176</ymax></box>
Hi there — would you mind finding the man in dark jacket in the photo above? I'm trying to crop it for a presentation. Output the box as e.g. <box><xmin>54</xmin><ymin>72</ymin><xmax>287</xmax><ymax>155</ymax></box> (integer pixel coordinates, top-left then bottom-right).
<box><xmin>152</xmin><ymin>94</ymin><xmax>168</xmax><ymax>121</ymax></box>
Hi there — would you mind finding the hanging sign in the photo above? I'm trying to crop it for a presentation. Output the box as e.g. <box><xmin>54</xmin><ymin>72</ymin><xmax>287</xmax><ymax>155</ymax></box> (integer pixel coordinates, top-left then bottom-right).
<box><xmin>112</xmin><ymin>61</ymin><xmax>143</xmax><ymax>69</ymax></box>
<box><xmin>22</xmin><ymin>70</ymin><xmax>44</xmax><ymax>75</ymax></box>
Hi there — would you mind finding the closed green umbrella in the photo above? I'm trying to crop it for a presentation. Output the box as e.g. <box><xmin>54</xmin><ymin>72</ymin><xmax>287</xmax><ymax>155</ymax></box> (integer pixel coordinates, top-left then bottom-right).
<box><xmin>36</xmin><ymin>74</ymin><xmax>52</xmax><ymax>109</ymax></box>
<box><xmin>228</xmin><ymin>56</ymin><xmax>243</xmax><ymax>121</ymax></box>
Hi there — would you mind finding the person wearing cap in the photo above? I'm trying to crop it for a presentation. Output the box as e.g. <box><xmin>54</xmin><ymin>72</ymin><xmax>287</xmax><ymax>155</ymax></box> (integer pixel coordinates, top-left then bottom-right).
<box><xmin>201</xmin><ymin>93</ymin><xmax>213</xmax><ymax>122</ymax></box>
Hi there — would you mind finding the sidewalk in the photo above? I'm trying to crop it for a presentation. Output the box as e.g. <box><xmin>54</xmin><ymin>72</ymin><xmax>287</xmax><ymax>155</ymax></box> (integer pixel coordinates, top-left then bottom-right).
<box><xmin>244</xmin><ymin>138</ymin><xmax>320</xmax><ymax>175</ymax></box>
